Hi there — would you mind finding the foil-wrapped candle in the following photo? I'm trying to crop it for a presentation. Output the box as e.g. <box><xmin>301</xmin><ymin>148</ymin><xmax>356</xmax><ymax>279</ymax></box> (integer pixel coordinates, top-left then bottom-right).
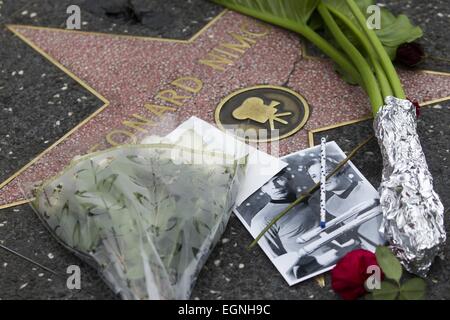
<box><xmin>374</xmin><ymin>96</ymin><xmax>446</xmax><ymax>276</ymax></box>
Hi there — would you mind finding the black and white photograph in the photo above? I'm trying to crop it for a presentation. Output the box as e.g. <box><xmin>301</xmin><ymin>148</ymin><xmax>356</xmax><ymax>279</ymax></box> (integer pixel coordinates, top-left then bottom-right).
<box><xmin>235</xmin><ymin>141</ymin><xmax>386</xmax><ymax>285</ymax></box>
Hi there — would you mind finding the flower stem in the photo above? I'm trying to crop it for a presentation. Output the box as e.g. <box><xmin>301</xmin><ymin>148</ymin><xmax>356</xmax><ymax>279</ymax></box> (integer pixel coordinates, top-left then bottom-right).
<box><xmin>371</xmin><ymin>59</ymin><xmax>392</xmax><ymax>98</ymax></box>
<box><xmin>299</xmin><ymin>25</ymin><xmax>362</xmax><ymax>86</ymax></box>
<box><xmin>317</xmin><ymin>4</ymin><xmax>382</xmax><ymax>113</ymax></box>
<box><xmin>325</xmin><ymin>5</ymin><xmax>393</xmax><ymax>100</ymax></box>
<box><xmin>346</xmin><ymin>0</ymin><xmax>405</xmax><ymax>101</ymax></box>
<box><xmin>248</xmin><ymin>135</ymin><xmax>375</xmax><ymax>249</ymax></box>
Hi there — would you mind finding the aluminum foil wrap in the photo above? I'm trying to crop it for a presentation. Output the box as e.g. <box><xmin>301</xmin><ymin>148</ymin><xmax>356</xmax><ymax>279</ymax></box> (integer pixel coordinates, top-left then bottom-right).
<box><xmin>374</xmin><ymin>96</ymin><xmax>446</xmax><ymax>276</ymax></box>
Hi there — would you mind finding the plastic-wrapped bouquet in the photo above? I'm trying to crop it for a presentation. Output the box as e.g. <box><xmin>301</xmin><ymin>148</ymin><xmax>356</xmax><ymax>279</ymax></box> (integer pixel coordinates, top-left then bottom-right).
<box><xmin>30</xmin><ymin>131</ymin><xmax>246</xmax><ymax>299</ymax></box>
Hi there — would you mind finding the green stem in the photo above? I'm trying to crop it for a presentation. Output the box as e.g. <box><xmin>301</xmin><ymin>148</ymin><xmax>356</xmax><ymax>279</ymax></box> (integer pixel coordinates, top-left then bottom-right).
<box><xmin>325</xmin><ymin>5</ymin><xmax>393</xmax><ymax>99</ymax></box>
<box><xmin>371</xmin><ymin>59</ymin><xmax>392</xmax><ymax>98</ymax></box>
<box><xmin>299</xmin><ymin>26</ymin><xmax>362</xmax><ymax>86</ymax></box>
<box><xmin>318</xmin><ymin>4</ymin><xmax>382</xmax><ymax>113</ymax></box>
<box><xmin>213</xmin><ymin>1</ymin><xmax>362</xmax><ymax>85</ymax></box>
<box><xmin>249</xmin><ymin>135</ymin><xmax>375</xmax><ymax>249</ymax></box>
<box><xmin>346</xmin><ymin>0</ymin><xmax>405</xmax><ymax>100</ymax></box>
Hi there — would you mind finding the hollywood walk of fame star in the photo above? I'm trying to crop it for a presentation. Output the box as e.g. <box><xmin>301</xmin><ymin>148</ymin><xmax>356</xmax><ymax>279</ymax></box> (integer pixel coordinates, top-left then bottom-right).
<box><xmin>1</xmin><ymin>9</ymin><xmax>450</xmax><ymax>209</ymax></box>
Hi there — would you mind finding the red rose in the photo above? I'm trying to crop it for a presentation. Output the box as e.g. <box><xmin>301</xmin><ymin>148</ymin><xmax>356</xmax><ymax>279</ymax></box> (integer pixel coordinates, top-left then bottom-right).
<box><xmin>395</xmin><ymin>42</ymin><xmax>425</xmax><ymax>67</ymax></box>
<box><xmin>331</xmin><ymin>249</ymin><xmax>382</xmax><ymax>300</ymax></box>
<box><xmin>407</xmin><ymin>98</ymin><xmax>421</xmax><ymax>118</ymax></box>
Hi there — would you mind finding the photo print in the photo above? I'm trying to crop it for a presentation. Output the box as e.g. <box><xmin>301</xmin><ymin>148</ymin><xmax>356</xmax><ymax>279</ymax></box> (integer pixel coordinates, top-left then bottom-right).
<box><xmin>234</xmin><ymin>141</ymin><xmax>385</xmax><ymax>285</ymax></box>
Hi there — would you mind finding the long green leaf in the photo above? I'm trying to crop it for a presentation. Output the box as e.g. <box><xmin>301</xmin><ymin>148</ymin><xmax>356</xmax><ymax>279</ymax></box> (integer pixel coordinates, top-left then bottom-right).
<box><xmin>376</xmin><ymin>246</ymin><xmax>402</xmax><ymax>283</ymax></box>
<box><xmin>399</xmin><ymin>278</ymin><xmax>426</xmax><ymax>300</ymax></box>
<box><xmin>372</xmin><ymin>280</ymin><xmax>399</xmax><ymax>300</ymax></box>
<box><xmin>215</xmin><ymin>0</ymin><xmax>320</xmax><ymax>25</ymax></box>
<box><xmin>323</xmin><ymin>0</ymin><xmax>423</xmax><ymax>59</ymax></box>
<box><xmin>376</xmin><ymin>10</ymin><xmax>423</xmax><ymax>59</ymax></box>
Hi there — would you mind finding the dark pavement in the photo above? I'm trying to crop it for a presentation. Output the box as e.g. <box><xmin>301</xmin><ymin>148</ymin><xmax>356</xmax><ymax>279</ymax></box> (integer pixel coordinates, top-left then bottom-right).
<box><xmin>0</xmin><ymin>0</ymin><xmax>449</xmax><ymax>299</ymax></box>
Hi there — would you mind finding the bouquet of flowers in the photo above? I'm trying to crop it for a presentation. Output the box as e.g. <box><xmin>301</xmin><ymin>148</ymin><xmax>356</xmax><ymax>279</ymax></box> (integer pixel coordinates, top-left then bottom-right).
<box><xmin>213</xmin><ymin>0</ymin><xmax>445</xmax><ymax>275</ymax></box>
<box><xmin>30</xmin><ymin>131</ymin><xmax>247</xmax><ymax>299</ymax></box>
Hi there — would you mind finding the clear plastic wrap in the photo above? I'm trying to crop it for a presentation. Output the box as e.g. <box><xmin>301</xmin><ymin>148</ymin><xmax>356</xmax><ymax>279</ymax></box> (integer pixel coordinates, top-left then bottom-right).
<box><xmin>27</xmin><ymin>133</ymin><xmax>247</xmax><ymax>299</ymax></box>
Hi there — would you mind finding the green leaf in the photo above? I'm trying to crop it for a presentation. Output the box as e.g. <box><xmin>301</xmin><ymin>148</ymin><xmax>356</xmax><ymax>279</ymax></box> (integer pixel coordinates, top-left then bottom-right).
<box><xmin>322</xmin><ymin>0</ymin><xmax>375</xmax><ymax>31</ymax></box>
<box><xmin>175</xmin><ymin>242</ymin><xmax>183</xmax><ymax>253</ymax></box>
<box><xmin>322</xmin><ymin>0</ymin><xmax>422</xmax><ymax>60</ymax></box>
<box><xmin>98</xmin><ymin>173</ymin><xmax>118</xmax><ymax>192</ymax></box>
<box><xmin>165</xmin><ymin>217</ymin><xmax>178</xmax><ymax>232</ymax></box>
<box><xmin>80</xmin><ymin>202</ymin><xmax>97</xmax><ymax>212</ymax></box>
<box><xmin>74</xmin><ymin>190</ymin><xmax>90</xmax><ymax>198</ymax></box>
<box><xmin>372</xmin><ymin>280</ymin><xmax>400</xmax><ymax>300</ymax></box>
<box><xmin>193</xmin><ymin>217</ymin><xmax>211</xmax><ymax>235</ymax></box>
<box><xmin>133</xmin><ymin>192</ymin><xmax>148</xmax><ymax>205</ymax></box>
<box><xmin>376</xmin><ymin>246</ymin><xmax>402</xmax><ymax>282</ymax></box>
<box><xmin>212</xmin><ymin>0</ymin><xmax>319</xmax><ymax>28</ymax></box>
<box><xmin>399</xmin><ymin>278</ymin><xmax>426</xmax><ymax>300</ymax></box>
<box><xmin>126</xmin><ymin>154</ymin><xmax>147</xmax><ymax>165</ymax></box>
<box><xmin>61</xmin><ymin>200</ymin><xmax>70</xmax><ymax>215</ymax></box>
<box><xmin>375</xmin><ymin>9</ymin><xmax>423</xmax><ymax>59</ymax></box>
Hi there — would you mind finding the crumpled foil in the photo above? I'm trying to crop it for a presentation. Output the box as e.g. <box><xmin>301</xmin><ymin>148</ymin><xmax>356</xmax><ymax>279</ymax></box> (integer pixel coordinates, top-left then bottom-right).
<box><xmin>374</xmin><ymin>96</ymin><xmax>446</xmax><ymax>276</ymax></box>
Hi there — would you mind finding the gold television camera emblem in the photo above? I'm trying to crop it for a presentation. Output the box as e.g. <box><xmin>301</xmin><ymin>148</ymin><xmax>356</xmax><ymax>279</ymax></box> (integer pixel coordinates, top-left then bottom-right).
<box><xmin>215</xmin><ymin>85</ymin><xmax>309</xmax><ymax>142</ymax></box>
<box><xmin>232</xmin><ymin>97</ymin><xmax>292</xmax><ymax>131</ymax></box>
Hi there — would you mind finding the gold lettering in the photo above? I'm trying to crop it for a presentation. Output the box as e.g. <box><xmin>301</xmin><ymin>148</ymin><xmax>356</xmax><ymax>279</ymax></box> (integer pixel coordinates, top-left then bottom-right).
<box><xmin>144</xmin><ymin>103</ymin><xmax>176</xmax><ymax>117</ymax></box>
<box><xmin>199</xmin><ymin>52</ymin><xmax>234</xmax><ymax>71</ymax></box>
<box><xmin>155</xmin><ymin>89</ymin><xmax>189</xmax><ymax>106</ymax></box>
<box><xmin>240</xmin><ymin>22</ymin><xmax>269</xmax><ymax>37</ymax></box>
<box><xmin>198</xmin><ymin>22</ymin><xmax>270</xmax><ymax>72</ymax></box>
<box><xmin>122</xmin><ymin>113</ymin><xmax>155</xmax><ymax>133</ymax></box>
<box><xmin>212</xmin><ymin>47</ymin><xmax>239</xmax><ymax>59</ymax></box>
<box><xmin>106</xmin><ymin>130</ymin><xmax>137</xmax><ymax>146</ymax></box>
<box><xmin>171</xmin><ymin>76</ymin><xmax>203</xmax><ymax>94</ymax></box>
<box><xmin>220</xmin><ymin>32</ymin><xmax>256</xmax><ymax>54</ymax></box>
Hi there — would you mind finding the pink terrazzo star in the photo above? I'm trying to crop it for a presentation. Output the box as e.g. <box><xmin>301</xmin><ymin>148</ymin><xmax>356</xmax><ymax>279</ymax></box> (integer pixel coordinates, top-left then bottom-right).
<box><xmin>1</xmin><ymin>10</ymin><xmax>450</xmax><ymax>208</ymax></box>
